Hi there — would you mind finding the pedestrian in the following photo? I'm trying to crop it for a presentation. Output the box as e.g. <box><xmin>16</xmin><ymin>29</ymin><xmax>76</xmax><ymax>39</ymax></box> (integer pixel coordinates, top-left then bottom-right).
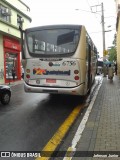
<box><xmin>21</xmin><ymin>67</ymin><xmax>24</xmax><ymax>79</ymax></box>
<box><xmin>108</xmin><ymin>64</ymin><xmax>114</xmax><ymax>80</ymax></box>
<box><xmin>12</xmin><ymin>67</ymin><xmax>16</xmax><ymax>80</ymax></box>
<box><xmin>115</xmin><ymin>62</ymin><xmax>117</xmax><ymax>75</ymax></box>
<box><xmin>103</xmin><ymin>64</ymin><xmax>107</xmax><ymax>77</ymax></box>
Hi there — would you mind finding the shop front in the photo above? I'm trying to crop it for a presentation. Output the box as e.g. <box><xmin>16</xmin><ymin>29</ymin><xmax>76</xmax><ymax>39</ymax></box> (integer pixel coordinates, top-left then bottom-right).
<box><xmin>3</xmin><ymin>36</ymin><xmax>21</xmax><ymax>83</ymax></box>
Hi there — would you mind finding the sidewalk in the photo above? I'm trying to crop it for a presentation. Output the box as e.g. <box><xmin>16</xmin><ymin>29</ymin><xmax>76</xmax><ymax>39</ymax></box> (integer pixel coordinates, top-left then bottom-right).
<box><xmin>72</xmin><ymin>75</ymin><xmax>120</xmax><ymax>160</ymax></box>
<box><xmin>6</xmin><ymin>80</ymin><xmax>24</xmax><ymax>87</ymax></box>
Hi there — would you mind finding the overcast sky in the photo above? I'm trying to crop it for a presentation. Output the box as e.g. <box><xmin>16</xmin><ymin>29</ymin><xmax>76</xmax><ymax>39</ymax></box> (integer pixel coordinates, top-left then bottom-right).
<box><xmin>23</xmin><ymin>0</ymin><xmax>116</xmax><ymax>56</ymax></box>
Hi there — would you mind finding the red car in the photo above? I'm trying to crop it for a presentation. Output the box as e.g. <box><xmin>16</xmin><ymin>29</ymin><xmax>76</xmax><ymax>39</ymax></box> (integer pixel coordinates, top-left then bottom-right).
<box><xmin>0</xmin><ymin>85</ymin><xmax>11</xmax><ymax>105</ymax></box>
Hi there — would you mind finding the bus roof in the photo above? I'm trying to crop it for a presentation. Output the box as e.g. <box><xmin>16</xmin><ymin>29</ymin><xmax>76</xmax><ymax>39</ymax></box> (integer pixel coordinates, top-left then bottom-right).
<box><xmin>25</xmin><ymin>24</ymin><xmax>83</xmax><ymax>32</ymax></box>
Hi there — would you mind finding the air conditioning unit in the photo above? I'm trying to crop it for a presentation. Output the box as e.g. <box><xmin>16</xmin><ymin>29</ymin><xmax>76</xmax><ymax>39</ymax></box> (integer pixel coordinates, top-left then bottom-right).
<box><xmin>1</xmin><ymin>8</ymin><xmax>11</xmax><ymax>16</ymax></box>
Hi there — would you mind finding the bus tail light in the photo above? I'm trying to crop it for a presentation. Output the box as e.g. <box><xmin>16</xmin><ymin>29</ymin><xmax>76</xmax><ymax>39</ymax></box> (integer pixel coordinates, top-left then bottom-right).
<box><xmin>26</xmin><ymin>74</ymin><xmax>30</xmax><ymax>78</ymax></box>
<box><xmin>74</xmin><ymin>70</ymin><xmax>79</xmax><ymax>74</ymax></box>
<box><xmin>72</xmin><ymin>91</ymin><xmax>77</xmax><ymax>94</ymax></box>
<box><xmin>26</xmin><ymin>69</ymin><xmax>30</xmax><ymax>73</ymax></box>
<box><xmin>74</xmin><ymin>76</ymin><xmax>79</xmax><ymax>80</ymax></box>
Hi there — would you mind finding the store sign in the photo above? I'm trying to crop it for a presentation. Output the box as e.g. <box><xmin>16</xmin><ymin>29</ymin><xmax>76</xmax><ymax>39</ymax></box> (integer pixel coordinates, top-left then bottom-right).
<box><xmin>4</xmin><ymin>40</ymin><xmax>21</xmax><ymax>51</ymax></box>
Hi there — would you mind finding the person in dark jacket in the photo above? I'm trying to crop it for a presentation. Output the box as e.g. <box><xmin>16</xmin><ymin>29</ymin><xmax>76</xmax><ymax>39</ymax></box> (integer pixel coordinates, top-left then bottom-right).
<box><xmin>21</xmin><ymin>67</ymin><xmax>24</xmax><ymax>79</ymax></box>
<box><xmin>115</xmin><ymin>63</ymin><xmax>117</xmax><ymax>75</ymax></box>
<box><xmin>12</xmin><ymin>67</ymin><xmax>15</xmax><ymax>80</ymax></box>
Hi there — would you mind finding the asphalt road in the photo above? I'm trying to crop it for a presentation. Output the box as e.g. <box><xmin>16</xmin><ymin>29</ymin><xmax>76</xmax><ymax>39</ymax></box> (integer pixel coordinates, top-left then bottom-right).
<box><xmin>0</xmin><ymin>83</ymin><xmax>83</xmax><ymax>153</ymax></box>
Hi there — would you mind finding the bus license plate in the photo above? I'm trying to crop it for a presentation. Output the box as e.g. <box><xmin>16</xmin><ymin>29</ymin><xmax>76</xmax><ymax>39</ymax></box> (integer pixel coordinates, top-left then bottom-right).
<box><xmin>46</xmin><ymin>79</ymin><xmax>56</xmax><ymax>83</ymax></box>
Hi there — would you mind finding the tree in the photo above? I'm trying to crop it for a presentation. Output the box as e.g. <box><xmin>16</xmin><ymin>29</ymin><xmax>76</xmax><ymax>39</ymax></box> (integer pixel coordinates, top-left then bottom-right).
<box><xmin>108</xmin><ymin>47</ymin><xmax>117</xmax><ymax>62</ymax></box>
<box><xmin>108</xmin><ymin>34</ymin><xmax>117</xmax><ymax>62</ymax></box>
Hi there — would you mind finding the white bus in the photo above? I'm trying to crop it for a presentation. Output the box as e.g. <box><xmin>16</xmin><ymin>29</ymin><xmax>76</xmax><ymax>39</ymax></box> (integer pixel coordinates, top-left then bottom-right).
<box><xmin>20</xmin><ymin>25</ymin><xmax>97</xmax><ymax>96</ymax></box>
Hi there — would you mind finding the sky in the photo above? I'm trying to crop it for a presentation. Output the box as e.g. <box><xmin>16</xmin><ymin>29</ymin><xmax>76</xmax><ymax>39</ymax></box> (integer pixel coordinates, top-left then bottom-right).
<box><xmin>23</xmin><ymin>0</ymin><xmax>116</xmax><ymax>56</ymax></box>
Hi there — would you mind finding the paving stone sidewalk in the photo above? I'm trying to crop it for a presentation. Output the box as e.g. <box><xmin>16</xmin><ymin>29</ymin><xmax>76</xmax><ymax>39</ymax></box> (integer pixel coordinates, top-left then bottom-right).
<box><xmin>73</xmin><ymin>75</ymin><xmax>120</xmax><ymax>160</ymax></box>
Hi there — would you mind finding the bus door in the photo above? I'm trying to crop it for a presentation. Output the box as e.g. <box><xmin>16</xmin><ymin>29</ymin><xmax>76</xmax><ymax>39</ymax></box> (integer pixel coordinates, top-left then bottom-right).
<box><xmin>87</xmin><ymin>44</ymin><xmax>91</xmax><ymax>90</ymax></box>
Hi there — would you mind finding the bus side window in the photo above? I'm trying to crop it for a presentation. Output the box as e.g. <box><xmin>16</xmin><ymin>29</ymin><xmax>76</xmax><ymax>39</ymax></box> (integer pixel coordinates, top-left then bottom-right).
<box><xmin>28</xmin><ymin>37</ymin><xmax>33</xmax><ymax>52</ymax></box>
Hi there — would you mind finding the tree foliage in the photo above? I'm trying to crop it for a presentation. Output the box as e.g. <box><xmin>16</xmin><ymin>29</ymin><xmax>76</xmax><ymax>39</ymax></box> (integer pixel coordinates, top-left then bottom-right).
<box><xmin>108</xmin><ymin>47</ymin><xmax>117</xmax><ymax>62</ymax></box>
<box><xmin>108</xmin><ymin>34</ymin><xmax>117</xmax><ymax>62</ymax></box>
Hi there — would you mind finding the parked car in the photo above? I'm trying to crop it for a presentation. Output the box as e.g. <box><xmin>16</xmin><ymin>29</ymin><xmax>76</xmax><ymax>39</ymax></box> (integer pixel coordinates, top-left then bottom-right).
<box><xmin>0</xmin><ymin>85</ymin><xmax>11</xmax><ymax>105</ymax></box>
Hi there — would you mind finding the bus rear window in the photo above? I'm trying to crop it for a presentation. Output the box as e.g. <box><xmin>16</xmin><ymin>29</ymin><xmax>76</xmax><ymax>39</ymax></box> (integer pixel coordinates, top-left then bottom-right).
<box><xmin>26</xmin><ymin>28</ymin><xmax>80</xmax><ymax>56</ymax></box>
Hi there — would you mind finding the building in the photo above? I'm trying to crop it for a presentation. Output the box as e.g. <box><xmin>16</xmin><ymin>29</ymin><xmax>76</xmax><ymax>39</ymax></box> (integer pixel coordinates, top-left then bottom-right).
<box><xmin>0</xmin><ymin>0</ymin><xmax>31</xmax><ymax>84</ymax></box>
<box><xmin>115</xmin><ymin>0</ymin><xmax>120</xmax><ymax>77</ymax></box>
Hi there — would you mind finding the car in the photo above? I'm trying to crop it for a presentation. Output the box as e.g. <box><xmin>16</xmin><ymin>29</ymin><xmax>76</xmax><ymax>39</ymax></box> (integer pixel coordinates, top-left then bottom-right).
<box><xmin>0</xmin><ymin>85</ymin><xmax>11</xmax><ymax>105</ymax></box>
<box><xmin>97</xmin><ymin>66</ymin><xmax>103</xmax><ymax>75</ymax></box>
<box><xmin>97</xmin><ymin>59</ymin><xmax>103</xmax><ymax>75</ymax></box>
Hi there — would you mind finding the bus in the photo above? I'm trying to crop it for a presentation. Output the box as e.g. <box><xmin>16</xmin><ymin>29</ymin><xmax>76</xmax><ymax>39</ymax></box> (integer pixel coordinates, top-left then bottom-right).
<box><xmin>20</xmin><ymin>25</ymin><xmax>97</xmax><ymax>96</ymax></box>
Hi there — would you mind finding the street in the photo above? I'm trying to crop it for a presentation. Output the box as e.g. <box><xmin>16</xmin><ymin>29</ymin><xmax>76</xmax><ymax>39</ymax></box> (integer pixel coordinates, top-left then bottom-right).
<box><xmin>0</xmin><ymin>83</ymin><xmax>84</xmax><ymax>152</ymax></box>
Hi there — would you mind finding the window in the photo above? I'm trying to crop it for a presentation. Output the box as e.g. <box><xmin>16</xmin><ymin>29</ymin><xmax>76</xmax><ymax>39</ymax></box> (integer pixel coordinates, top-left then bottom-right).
<box><xmin>5</xmin><ymin>52</ymin><xmax>18</xmax><ymax>80</ymax></box>
<box><xmin>26</xmin><ymin>28</ymin><xmax>80</xmax><ymax>56</ymax></box>
<box><xmin>0</xmin><ymin>5</ymin><xmax>11</xmax><ymax>23</ymax></box>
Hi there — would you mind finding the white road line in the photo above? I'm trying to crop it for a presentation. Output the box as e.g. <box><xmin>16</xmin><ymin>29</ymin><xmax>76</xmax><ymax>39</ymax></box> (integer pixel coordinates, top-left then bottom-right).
<box><xmin>63</xmin><ymin>78</ymin><xmax>103</xmax><ymax>160</ymax></box>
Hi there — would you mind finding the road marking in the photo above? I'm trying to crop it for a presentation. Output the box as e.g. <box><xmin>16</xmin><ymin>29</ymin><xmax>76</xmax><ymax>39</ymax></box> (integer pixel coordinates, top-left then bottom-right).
<box><xmin>63</xmin><ymin>79</ymin><xmax>103</xmax><ymax>160</ymax></box>
<box><xmin>35</xmin><ymin>104</ymin><xmax>84</xmax><ymax>160</ymax></box>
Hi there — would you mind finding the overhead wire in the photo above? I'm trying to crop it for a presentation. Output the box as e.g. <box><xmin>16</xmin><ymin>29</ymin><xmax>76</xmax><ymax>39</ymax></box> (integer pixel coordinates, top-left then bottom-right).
<box><xmin>90</xmin><ymin>28</ymin><xmax>116</xmax><ymax>34</ymax></box>
<box><xmin>85</xmin><ymin>0</ymin><xmax>102</xmax><ymax>25</ymax></box>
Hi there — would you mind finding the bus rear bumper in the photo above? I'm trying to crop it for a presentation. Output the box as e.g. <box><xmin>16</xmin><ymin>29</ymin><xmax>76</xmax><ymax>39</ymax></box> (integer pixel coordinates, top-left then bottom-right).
<box><xmin>24</xmin><ymin>82</ymin><xmax>85</xmax><ymax>96</ymax></box>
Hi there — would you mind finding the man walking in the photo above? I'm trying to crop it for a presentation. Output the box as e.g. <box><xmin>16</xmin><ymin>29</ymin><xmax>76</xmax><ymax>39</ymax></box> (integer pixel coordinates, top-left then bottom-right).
<box><xmin>12</xmin><ymin>67</ymin><xmax>16</xmax><ymax>80</ymax></box>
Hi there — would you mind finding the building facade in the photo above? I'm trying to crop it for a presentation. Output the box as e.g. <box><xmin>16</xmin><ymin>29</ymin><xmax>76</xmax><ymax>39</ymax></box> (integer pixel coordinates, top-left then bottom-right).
<box><xmin>0</xmin><ymin>0</ymin><xmax>31</xmax><ymax>84</ymax></box>
<box><xmin>115</xmin><ymin>0</ymin><xmax>120</xmax><ymax>77</ymax></box>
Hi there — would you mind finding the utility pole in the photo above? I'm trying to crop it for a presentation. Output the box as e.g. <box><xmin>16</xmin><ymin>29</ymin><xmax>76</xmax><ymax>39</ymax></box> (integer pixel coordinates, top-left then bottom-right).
<box><xmin>91</xmin><ymin>3</ymin><xmax>107</xmax><ymax>76</ymax></box>
<box><xmin>91</xmin><ymin>3</ymin><xmax>106</xmax><ymax>58</ymax></box>
<box><xmin>101</xmin><ymin>3</ymin><xmax>105</xmax><ymax>60</ymax></box>
<box><xmin>101</xmin><ymin>2</ymin><xmax>108</xmax><ymax>77</ymax></box>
